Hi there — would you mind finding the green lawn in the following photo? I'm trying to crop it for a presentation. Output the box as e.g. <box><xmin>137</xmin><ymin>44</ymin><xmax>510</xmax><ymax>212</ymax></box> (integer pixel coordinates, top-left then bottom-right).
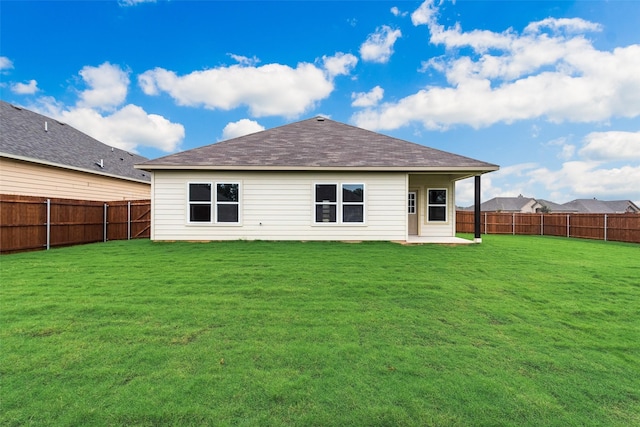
<box><xmin>1</xmin><ymin>236</ymin><xmax>639</xmax><ymax>426</ymax></box>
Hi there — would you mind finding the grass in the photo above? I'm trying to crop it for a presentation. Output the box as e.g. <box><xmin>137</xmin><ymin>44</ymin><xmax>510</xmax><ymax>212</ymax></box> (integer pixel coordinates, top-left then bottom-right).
<box><xmin>1</xmin><ymin>235</ymin><xmax>639</xmax><ymax>426</ymax></box>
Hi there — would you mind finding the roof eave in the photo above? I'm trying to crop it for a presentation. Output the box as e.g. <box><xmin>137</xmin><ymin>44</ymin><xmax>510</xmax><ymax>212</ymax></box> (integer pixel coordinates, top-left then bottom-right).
<box><xmin>2</xmin><ymin>152</ymin><xmax>152</xmax><ymax>184</ymax></box>
<box><xmin>135</xmin><ymin>164</ymin><xmax>499</xmax><ymax>174</ymax></box>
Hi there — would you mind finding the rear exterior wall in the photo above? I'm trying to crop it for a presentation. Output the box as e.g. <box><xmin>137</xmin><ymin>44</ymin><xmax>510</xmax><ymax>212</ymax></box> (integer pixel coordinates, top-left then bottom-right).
<box><xmin>151</xmin><ymin>171</ymin><xmax>408</xmax><ymax>241</ymax></box>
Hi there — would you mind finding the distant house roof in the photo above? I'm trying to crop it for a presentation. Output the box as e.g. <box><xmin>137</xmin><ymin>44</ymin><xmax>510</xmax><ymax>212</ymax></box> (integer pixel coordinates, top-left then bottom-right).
<box><xmin>536</xmin><ymin>199</ymin><xmax>577</xmax><ymax>213</ymax></box>
<box><xmin>137</xmin><ymin>116</ymin><xmax>498</xmax><ymax>173</ymax></box>
<box><xmin>478</xmin><ymin>196</ymin><xmax>537</xmax><ymax>212</ymax></box>
<box><xmin>563</xmin><ymin>199</ymin><xmax>640</xmax><ymax>214</ymax></box>
<box><xmin>0</xmin><ymin>100</ymin><xmax>150</xmax><ymax>183</ymax></box>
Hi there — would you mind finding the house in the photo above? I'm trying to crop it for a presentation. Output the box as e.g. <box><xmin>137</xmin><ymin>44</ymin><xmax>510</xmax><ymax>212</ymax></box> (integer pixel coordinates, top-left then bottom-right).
<box><xmin>563</xmin><ymin>199</ymin><xmax>640</xmax><ymax>214</ymax></box>
<box><xmin>0</xmin><ymin>100</ymin><xmax>150</xmax><ymax>201</ymax></box>
<box><xmin>136</xmin><ymin>117</ymin><xmax>498</xmax><ymax>243</ymax></box>
<box><xmin>473</xmin><ymin>196</ymin><xmax>577</xmax><ymax>213</ymax></box>
<box><xmin>476</xmin><ymin>195</ymin><xmax>542</xmax><ymax>213</ymax></box>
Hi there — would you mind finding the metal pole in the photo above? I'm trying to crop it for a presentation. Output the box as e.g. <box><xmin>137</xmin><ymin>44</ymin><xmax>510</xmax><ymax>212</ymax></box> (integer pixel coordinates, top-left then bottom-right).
<box><xmin>127</xmin><ymin>201</ymin><xmax>131</xmax><ymax>240</ymax></box>
<box><xmin>46</xmin><ymin>199</ymin><xmax>50</xmax><ymax>250</ymax></box>
<box><xmin>604</xmin><ymin>214</ymin><xmax>607</xmax><ymax>242</ymax></box>
<box><xmin>104</xmin><ymin>203</ymin><xmax>108</xmax><ymax>242</ymax></box>
<box><xmin>474</xmin><ymin>175</ymin><xmax>481</xmax><ymax>242</ymax></box>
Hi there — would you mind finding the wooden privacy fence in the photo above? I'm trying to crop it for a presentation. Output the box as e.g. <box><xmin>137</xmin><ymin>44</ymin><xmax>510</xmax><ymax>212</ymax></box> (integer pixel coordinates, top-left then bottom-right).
<box><xmin>457</xmin><ymin>211</ymin><xmax>640</xmax><ymax>244</ymax></box>
<box><xmin>0</xmin><ymin>195</ymin><xmax>151</xmax><ymax>254</ymax></box>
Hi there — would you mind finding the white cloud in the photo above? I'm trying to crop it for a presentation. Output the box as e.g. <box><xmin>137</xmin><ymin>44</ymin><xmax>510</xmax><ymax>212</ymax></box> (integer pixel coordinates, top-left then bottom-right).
<box><xmin>351</xmin><ymin>86</ymin><xmax>384</xmax><ymax>107</ymax></box>
<box><xmin>40</xmin><ymin>102</ymin><xmax>184</xmax><ymax>153</ymax></box>
<box><xmin>221</xmin><ymin>119</ymin><xmax>265</xmax><ymax>140</ymax></box>
<box><xmin>411</xmin><ymin>0</ymin><xmax>439</xmax><ymax>26</ymax></box>
<box><xmin>579</xmin><ymin>131</ymin><xmax>640</xmax><ymax>161</ymax></box>
<box><xmin>0</xmin><ymin>56</ymin><xmax>14</xmax><ymax>71</ymax></box>
<box><xmin>228</xmin><ymin>53</ymin><xmax>260</xmax><ymax>67</ymax></box>
<box><xmin>354</xmin><ymin>2</ymin><xmax>640</xmax><ymax>132</ymax></box>
<box><xmin>28</xmin><ymin>62</ymin><xmax>185</xmax><ymax>154</ymax></box>
<box><xmin>529</xmin><ymin>161</ymin><xmax>640</xmax><ymax>199</ymax></box>
<box><xmin>11</xmin><ymin>79</ymin><xmax>39</xmax><ymax>95</ymax></box>
<box><xmin>77</xmin><ymin>62</ymin><xmax>130</xmax><ymax>112</ymax></box>
<box><xmin>118</xmin><ymin>0</ymin><xmax>156</xmax><ymax>6</ymax></box>
<box><xmin>391</xmin><ymin>6</ymin><xmax>408</xmax><ymax>17</ymax></box>
<box><xmin>139</xmin><ymin>61</ymin><xmax>336</xmax><ymax>118</ymax></box>
<box><xmin>524</xmin><ymin>17</ymin><xmax>602</xmax><ymax>35</ymax></box>
<box><xmin>359</xmin><ymin>25</ymin><xmax>402</xmax><ymax>63</ymax></box>
<box><xmin>322</xmin><ymin>52</ymin><xmax>358</xmax><ymax>78</ymax></box>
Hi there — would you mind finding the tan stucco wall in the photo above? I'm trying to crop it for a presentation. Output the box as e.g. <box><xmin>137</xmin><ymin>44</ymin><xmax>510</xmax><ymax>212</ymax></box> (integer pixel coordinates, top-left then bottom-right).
<box><xmin>0</xmin><ymin>157</ymin><xmax>150</xmax><ymax>201</ymax></box>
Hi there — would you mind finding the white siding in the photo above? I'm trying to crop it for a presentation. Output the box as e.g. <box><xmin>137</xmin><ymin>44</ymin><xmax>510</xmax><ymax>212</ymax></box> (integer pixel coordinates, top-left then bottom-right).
<box><xmin>0</xmin><ymin>157</ymin><xmax>150</xmax><ymax>201</ymax></box>
<box><xmin>151</xmin><ymin>171</ymin><xmax>407</xmax><ymax>241</ymax></box>
<box><xmin>409</xmin><ymin>174</ymin><xmax>456</xmax><ymax>237</ymax></box>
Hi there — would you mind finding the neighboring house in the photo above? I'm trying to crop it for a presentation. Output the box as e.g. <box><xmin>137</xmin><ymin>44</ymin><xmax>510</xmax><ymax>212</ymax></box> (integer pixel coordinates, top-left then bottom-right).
<box><xmin>0</xmin><ymin>100</ymin><xmax>150</xmax><ymax>201</ymax></box>
<box><xmin>535</xmin><ymin>199</ymin><xmax>577</xmax><ymax>213</ymax></box>
<box><xmin>476</xmin><ymin>195</ymin><xmax>543</xmax><ymax>213</ymax></box>
<box><xmin>137</xmin><ymin>117</ymin><xmax>498</xmax><ymax>243</ymax></box>
<box><xmin>563</xmin><ymin>199</ymin><xmax>640</xmax><ymax>214</ymax></box>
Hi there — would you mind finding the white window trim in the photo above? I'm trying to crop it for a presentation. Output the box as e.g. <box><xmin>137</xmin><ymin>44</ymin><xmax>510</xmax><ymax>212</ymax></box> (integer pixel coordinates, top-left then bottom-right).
<box><xmin>187</xmin><ymin>182</ymin><xmax>213</xmax><ymax>224</ymax></box>
<box><xmin>342</xmin><ymin>183</ymin><xmax>366</xmax><ymax>224</ymax></box>
<box><xmin>408</xmin><ymin>191</ymin><xmax>417</xmax><ymax>215</ymax></box>
<box><xmin>186</xmin><ymin>181</ymin><xmax>242</xmax><ymax>226</ymax></box>
<box><xmin>214</xmin><ymin>182</ymin><xmax>241</xmax><ymax>225</ymax></box>
<box><xmin>427</xmin><ymin>187</ymin><xmax>448</xmax><ymax>223</ymax></box>
<box><xmin>312</xmin><ymin>182</ymin><xmax>367</xmax><ymax>226</ymax></box>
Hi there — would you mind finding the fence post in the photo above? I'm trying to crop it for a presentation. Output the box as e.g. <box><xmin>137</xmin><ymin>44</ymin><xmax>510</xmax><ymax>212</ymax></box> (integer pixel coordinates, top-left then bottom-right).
<box><xmin>45</xmin><ymin>199</ymin><xmax>51</xmax><ymax>250</ymax></box>
<box><xmin>128</xmin><ymin>201</ymin><xmax>131</xmax><ymax>240</ymax></box>
<box><xmin>104</xmin><ymin>203</ymin><xmax>108</xmax><ymax>242</ymax></box>
<box><xmin>512</xmin><ymin>213</ymin><xmax>515</xmax><ymax>235</ymax></box>
<box><xmin>604</xmin><ymin>214</ymin><xmax>607</xmax><ymax>242</ymax></box>
<box><xmin>567</xmin><ymin>214</ymin><xmax>570</xmax><ymax>238</ymax></box>
<box><xmin>484</xmin><ymin>212</ymin><xmax>487</xmax><ymax>235</ymax></box>
<box><xmin>541</xmin><ymin>214</ymin><xmax>544</xmax><ymax>236</ymax></box>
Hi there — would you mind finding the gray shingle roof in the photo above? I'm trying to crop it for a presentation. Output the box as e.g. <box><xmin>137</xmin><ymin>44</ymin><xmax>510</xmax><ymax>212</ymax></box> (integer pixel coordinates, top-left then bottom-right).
<box><xmin>480</xmin><ymin>196</ymin><xmax>535</xmax><ymax>212</ymax></box>
<box><xmin>563</xmin><ymin>199</ymin><xmax>640</xmax><ymax>213</ymax></box>
<box><xmin>536</xmin><ymin>199</ymin><xmax>577</xmax><ymax>212</ymax></box>
<box><xmin>0</xmin><ymin>100</ymin><xmax>150</xmax><ymax>182</ymax></box>
<box><xmin>138</xmin><ymin>117</ymin><xmax>498</xmax><ymax>171</ymax></box>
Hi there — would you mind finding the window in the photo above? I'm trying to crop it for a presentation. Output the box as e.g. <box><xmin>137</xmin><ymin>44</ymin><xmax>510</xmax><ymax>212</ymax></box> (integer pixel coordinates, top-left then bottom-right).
<box><xmin>189</xmin><ymin>183</ymin><xmax>212</xmax><ymax>222</ymax></box>
<box><xmin>188</xmin><ymin>182</ymin><xmax>240</xmax><ymax>224</ymax></box>
<box><xmin>408</xmin><ymin>192</ymin><xmax>416</xmax><ymax>214</ymax></box>
<box><xmin>427</xmin><ymin>189</ymin><xmax>447</xmax><ymax>222</ymax></box>
<box><xmin>314</xmin><ymin>183</ymin><xmax>365</xmax><ymax>224</ymax></box>
<box><xmin>216</xmin><ymin>183</ymin><xmax>239</xmax><ymax>223</ymax></box>
<box><xmin>315</xmin><ymin>184</ymin><xmax>337</xmax><ymax>223</ymax></box>
<box><xmin>342</xmin><ymin>184</ymin><xmax>364</xmax><ymax>223</ymax></box>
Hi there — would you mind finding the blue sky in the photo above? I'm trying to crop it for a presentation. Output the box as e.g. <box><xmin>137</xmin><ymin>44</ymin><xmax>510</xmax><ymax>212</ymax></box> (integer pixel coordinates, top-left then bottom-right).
<box><xmin>1</xmin><ymin>0</ymin><xmax>639</xmax><ymax>206</ymax></box>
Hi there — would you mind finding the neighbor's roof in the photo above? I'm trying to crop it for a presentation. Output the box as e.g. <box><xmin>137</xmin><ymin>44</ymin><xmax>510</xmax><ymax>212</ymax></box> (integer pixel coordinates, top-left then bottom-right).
<box><xmin>479</xmin><ymin>196</ymin><xmax>536</xmax><ymax>212</ymax></box>
<box><xmin>137</xmin><ymin>117</ymin><xmax>498</xmax><ymax>173</ymax></box>
<box><xmin>0</xmin><ymin>100</ymin><xmax>150</xmax><ymax>183</ymax></box>
<box><xmin>536</xmin><ymin>199</ymin><xmax>577</xmax><ymax>212</ymax></box>
<box><xmin>563</xmin><ymin>199</ymin><xmax>640</xmax><ymax>214</ymax></box>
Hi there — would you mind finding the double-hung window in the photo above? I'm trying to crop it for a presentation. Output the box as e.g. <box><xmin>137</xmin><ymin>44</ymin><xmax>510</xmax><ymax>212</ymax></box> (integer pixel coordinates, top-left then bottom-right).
<box><xmin>314</xmin><ymin>183</ymin><xmax>365</xmax><ymax>224</ymax></box>
<box><xmin>427</xmin><ymin>188</ymin><xmax>447</xmax><ymax>222</ymax></box>
<box><xmin>188</xmin><ymin>182</ymin><xmax>240</xmax><ymax>223</ymax></box>
<box><xmin>315</xmin><ymin>184</ymin><xmax>337</xmax><ymax>223</ymax></box>
<box><xmin>342</xmin><ymin>184</ymin><xmax>364</xmax><ymax>223</ymax></box>
<box><xmin>216</xmin><ymin>183</ymin><xmax>239</xmax><ymax>223</ymax></box>
<box><xmin>189</xmin><ymin>183</ymin><xmax>212</xmax><ymax>222</ymax></box>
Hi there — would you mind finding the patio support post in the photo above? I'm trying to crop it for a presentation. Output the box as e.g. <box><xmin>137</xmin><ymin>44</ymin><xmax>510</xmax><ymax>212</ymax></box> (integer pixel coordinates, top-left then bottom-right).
<box><xmin>474</xmin><ymin>175</ymin><xmax>482</xmax><ymax>243</ymax></box>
